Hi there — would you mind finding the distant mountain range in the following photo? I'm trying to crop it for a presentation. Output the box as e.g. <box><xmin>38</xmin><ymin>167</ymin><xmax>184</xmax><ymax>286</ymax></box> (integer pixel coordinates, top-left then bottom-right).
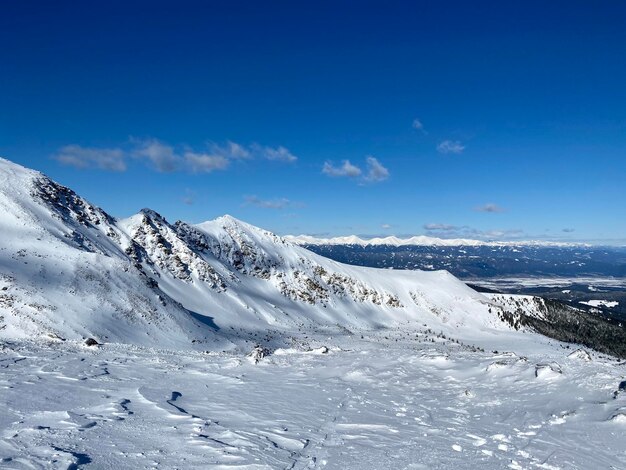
<box><xmin>292</xmin><ymin>237</ymin><xmax>626</xmax><ymax>322</ymax></box>
<box><xmin>285</xmin><ymin>234</ymin><xmax>590</xmax><ymax>248</ymax></box>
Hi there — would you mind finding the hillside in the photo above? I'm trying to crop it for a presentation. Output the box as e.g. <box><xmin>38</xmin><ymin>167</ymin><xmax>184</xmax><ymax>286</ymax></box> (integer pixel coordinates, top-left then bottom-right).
<box><xmin>0</xmin><ymin>157</ymin><xmax>512</xmax><ymax>349</ymax></box>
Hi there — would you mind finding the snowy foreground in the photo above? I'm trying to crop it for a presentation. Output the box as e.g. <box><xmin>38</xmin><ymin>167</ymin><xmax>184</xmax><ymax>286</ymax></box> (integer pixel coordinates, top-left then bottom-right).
<box><xmin>2</xmin><ymin>329</ymin><xmax>626</xmax><ymax>470</ymax></box>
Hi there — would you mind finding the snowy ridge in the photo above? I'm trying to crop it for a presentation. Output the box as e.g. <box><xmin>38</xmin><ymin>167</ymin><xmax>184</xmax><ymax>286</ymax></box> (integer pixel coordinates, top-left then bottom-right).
<box><xmin>0</xmin><ymin>157</ymin><xmax>515</xmax><ymax>347</ymax></box>
<box><xmin>0</xmin><ymin>158</ymin><xmax>223</xmax><ymax>349</ymax></box>
<box><xmin>285</xmin><ymin>234</ymin><xmax>588</xmax><ymax>247</ymax></box>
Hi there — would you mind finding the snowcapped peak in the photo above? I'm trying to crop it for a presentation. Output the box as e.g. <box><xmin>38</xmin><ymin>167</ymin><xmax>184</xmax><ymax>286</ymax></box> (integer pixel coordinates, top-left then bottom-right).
<box><xmin>0</xmin><ymin>156</ymin><xmax>40</xmax><ymax>175</ymax></box>
<box><xmin>285</xmin><ymin>233</ymin><xmax>586</xmax><ymax>248</ymax></box>
<box><xmin>211</xmin><ymin>214</ymin><xmax>253</xmax><ymax>228</ymax></box>
<box><xmin>216</xmin><ymin>213</ymin><xmax>238</xmax><ymax>222</ymax></box>
<box><xmin>138</xmin><ymin>208</ymin><xmax>167</xmax><ymax>222</ymax></box>
<box><xmin>0</xmin><ymin>157</ymin><xmax>44</xmax><ymax>193</ymax></box>
<box><xmin>199</xmin><ymin>214</ymin><xmax>280</xmax><ymax>241</ymax></box>
<box><xmin>284</xmin><ymin>233</ymin><xmax>486</xmax><ymax>247</ymax></box>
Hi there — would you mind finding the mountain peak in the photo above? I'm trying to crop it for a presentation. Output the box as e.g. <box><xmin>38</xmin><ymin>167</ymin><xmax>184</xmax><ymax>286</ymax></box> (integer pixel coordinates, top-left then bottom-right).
<box><xmin>285</xmin><ymin>233</ymin><xmax>586</xmax><ymax>248</ymax></box>
<box><xmin>213</xmin><ymin>214</ymin><xmax>244</xmax><ymax>225</ymax></box>
<box><xmin>0</xmin><ymin>156</ymin><xmax>33</xmax><ymax>171</ymax></box>
<box><xmin>201</xmin><ymin>214</ymin><xmax>271</xmax><ymax>237</ymax></box>
<box><xmin>0</xmin><ymin>157</ymin><xmax>43</xmax><ymax>188</ymax></box>
<box><xmin>138</xmin><ymin>208</ymin><xmax>167</xmax><ymax>222</ymax></box>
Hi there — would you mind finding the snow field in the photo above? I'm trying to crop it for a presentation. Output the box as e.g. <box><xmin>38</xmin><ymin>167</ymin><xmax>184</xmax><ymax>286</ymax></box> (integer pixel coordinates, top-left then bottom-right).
<box><xmin>1</xmin><ymin>329</ymin><xmax>625</xmax><ymax>469</ymax></box>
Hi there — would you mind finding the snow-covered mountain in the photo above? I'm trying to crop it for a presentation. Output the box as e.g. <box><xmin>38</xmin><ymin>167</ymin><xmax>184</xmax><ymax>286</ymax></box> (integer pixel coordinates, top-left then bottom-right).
<box><xmin>0</xmin><ymin>157</ymin><xmax>520</xmax><ymax>348</ymax></box>
<box><xmin>0</xmin><ymin>159</ymin><xmax>220</xmax><ymax>349</ymax></box>
<box><xmin>285</xmin><ymin>234</ymin><xmax>587</xmax><ymax>247</ymax></box>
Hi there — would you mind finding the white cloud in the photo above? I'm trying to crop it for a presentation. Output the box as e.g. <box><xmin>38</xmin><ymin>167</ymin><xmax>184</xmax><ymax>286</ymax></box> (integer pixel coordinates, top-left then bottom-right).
<box><xmin>381</xmin><ymin>224</ymin><xmax>392</xmax><ymax>229</ymax></box>
<box><xmin>475</xmin><ymin>203</ymin><xmax>505</xmax><ymax>213</ymax></box>
<box><xmin>243</xmin><ymin>195</ymin><xmax>291</xmax><ymax>209</ymax></box>
<box><xmin>423</xmin><ymin>223</ymin><xmax>459</xmax><ymax>231</ymax></box>
<box><xmin>480</xmin><ymin>229</ymin><xmax>524</xmax><ymax>238</ymax></box>
<box><xmin>436</xmin><ymin>140</ymin><xmax>465</xmax><ymax>154</ymax></box>
<box><xmin>252</xmin><ymin>144</ymin><xmax>298</xmax><ymax>162</ymax></box>
<box><xmin>364</xmin><ymin>156</ymin><xmax>389</xmax><ymax>182</ymax></box>
<box><xmin>184</xmin><ymin>152</ymin><xmax>229</xmax><ymax>173</ymax></box>
<box><xmin>211</xmin><ymin>141</ymin><xmax>251</xmax><ymax>160</ymax></box>
<box><xmin>132</xmin><ymin>138</ymin><xmax>231</xmax><ymax>173</ymax></box>
<box><xmin>323</xmin><ymin>157</ymin><xmax>390</xmax><ymax>183</ymax></box>
<box><xmin>322</xmin><ymin>160</ymin><xmax>362</xmax><ymax>178</ymax></box>
<box><xmin>423</xmin><ymin>223</ymin><xmax>524</xmax><ymax>240</ymax></box>
<box><xmin>55</xmin><ymin>145</ymin><xmax>126</xmax><ymax>171</ymax></box>
<box><xmin>133</xmin><ymin>139</ymin><xmax>180</xmax><ymax>172</ymax></box>
<box><xmin>412</xmin><ymin>119</ymin><xmax>425</xmax><ymax>132</ymax></box>
<box><xmin>58</xmin><ymin>138</ymin><xmax>297</xmax><ymax>174</ymax></box>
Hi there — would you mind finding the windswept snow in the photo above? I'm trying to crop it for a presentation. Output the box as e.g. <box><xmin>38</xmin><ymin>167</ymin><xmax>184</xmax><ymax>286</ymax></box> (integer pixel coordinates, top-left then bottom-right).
<box><xmin>1</xmin><ymin>330</ymin><xmax>626</xmax><ymax>469</ymax></box>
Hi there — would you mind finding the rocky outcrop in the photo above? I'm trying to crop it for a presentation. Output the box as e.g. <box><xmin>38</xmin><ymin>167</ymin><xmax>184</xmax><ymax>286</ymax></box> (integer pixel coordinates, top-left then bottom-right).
<box><xmin>126</xmin><ymin>210</ymin><xmax>227</xmax><ymax>290</ymax></box>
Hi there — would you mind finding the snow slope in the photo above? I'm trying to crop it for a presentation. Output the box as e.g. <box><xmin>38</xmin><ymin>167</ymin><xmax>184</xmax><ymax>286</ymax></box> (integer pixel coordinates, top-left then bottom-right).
<box><xmin>1</xmin><ymin>329</ymin><xmax>626</xmax><ymax>469</ymax></box>
<box><xmin>0</xmin><ymin>159</ymin><xmax>223</xmax><ymax>348</ymax></box>
<box><xmin>0</xmin><ymin>157</ymin><xmax>515</xmax><ymax>347</ymax></box>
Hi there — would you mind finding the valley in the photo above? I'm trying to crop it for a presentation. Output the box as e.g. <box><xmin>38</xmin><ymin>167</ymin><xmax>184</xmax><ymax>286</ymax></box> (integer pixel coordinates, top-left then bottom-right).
<box><xmin>295</xmin><ymin>243</ymin><xmax>626</xmax><ymax>322</ymax></box>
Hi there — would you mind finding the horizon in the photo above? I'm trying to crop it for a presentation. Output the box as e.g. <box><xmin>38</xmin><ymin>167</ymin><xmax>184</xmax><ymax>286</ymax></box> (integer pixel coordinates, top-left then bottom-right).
<box><xmin>1</xmin><ymin>1</ymin><xmax>625</xmax><ymax>244</ymax></box>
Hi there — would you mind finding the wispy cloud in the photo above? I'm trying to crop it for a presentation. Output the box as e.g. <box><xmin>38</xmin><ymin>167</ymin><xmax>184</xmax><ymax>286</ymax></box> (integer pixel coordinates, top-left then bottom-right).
<box><xmin>381</xmin><ymin>223</ymin><xmax>392</xmax><ymax>229</ymax></box>
<box><xmin>423</xmin><ymin>223</ymin><xmax>524</xmax><ymax>240</ymax></box>
<box><xmin>132</xmin><ymin>139</ymin><xmax>231</xmax><ymax>173</ymax></box>
<box><xmin>322</xmin><ymin>160</ymin><xmax>362</xmax><ymax>178</ymax></box>
<box><xmin>55</xmin><ymin>145</ymin><xmax>126</xmax><ymax>171</ymax></box>
<box><xmin>184</xmin><ymin>152</ymin><xmax>230</xmax><ymax>173</ymax></box>
<box><xmin>364</xmin><ymin>156</ymin><xmax>389</xmax><ymax>182</ymax></box>
<box><xmin>208</xmin><ymin>141</ymin><xmax>297</xmax><ymax>162</ymax></box>
<box><xmin>252</xmin><ymin>144</ymin><xmax>298</xmax><ymax>162</ymax></box>
<box><xmin>56</xmin><ymin>138</ymin><xmax>297</xmax><ymax>174</ymax></box>
<box><xmin>323</xmin><ymin>157</ymin><xmax>390</xmax><ymax>183</ymax></box>
<box><xmin>211</xmin><ymin>141</ymin><xmax>251</xmax><ymax>160</ymax></box>
<box><xmin>412</xmin><ymin>118</ymin><xmax>427</xmax><ymax>134</ymax></box>
<box><xmin>243</xmin><ymin>195</ymin><xmax>293</xmax><ymax>209</ymax></box>
<box><xmin>480</xmin><ymin>229</ymin><xmax>524</xmax><ymax>238</ymax></box>
<box><xmin>562</xmin><ymin>228</ymin><xmax>575</xmax><ymax>233</ymax></box>
<box><xmin>437</xmin><ymin>140</ymin><xmax>465</xmax><ymax>154</ymax></box>
<box><xmin>132</xmin><ymin>138</ymin><xmax>180</xmax><ymax>172</ymax></box>
<box><xmin>423</xmin><ymin>223</ymin><xmax>459</xmax><ymax>231</ymax></box>
<box><xmin>475</xmin><ymin>203</ymin><xmax>505</xmax><ymax>213</ymax></box>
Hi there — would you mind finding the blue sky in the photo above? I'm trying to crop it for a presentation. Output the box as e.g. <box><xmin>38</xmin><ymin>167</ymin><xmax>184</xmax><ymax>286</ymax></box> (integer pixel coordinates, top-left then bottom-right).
<box><xmin>1</xmin><ymin>1</ymin><xmax>625</xmax><ymax>243</ymax></box>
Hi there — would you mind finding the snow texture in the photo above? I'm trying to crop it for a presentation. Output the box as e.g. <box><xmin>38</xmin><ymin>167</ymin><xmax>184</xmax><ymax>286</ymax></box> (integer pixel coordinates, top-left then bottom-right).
<box><xmin>1</xmin><ymin>331</ymin><xmax>626</xmax><ymax>469</ymax></box>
